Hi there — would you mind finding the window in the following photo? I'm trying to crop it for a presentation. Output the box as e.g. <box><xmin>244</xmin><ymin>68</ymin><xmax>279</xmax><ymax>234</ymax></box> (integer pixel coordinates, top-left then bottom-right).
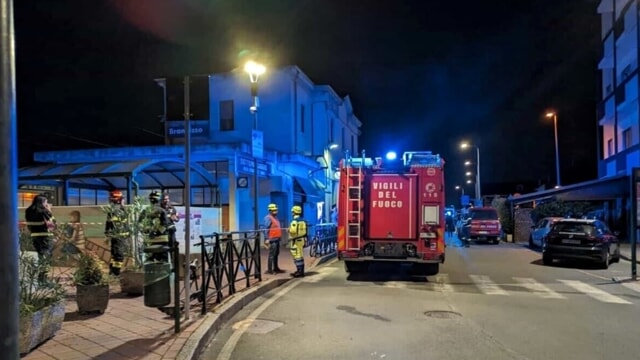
<box><xmin>300</xmin><ymin>104</ymin><xmax>305</xmax><ymax>133</ymax></box>
<box><xmin>623</xmin><ymin>127</ymin><xmax>632</xmax><ymax>149</ymax></box>
<box><xmin>219</xmin><ymin>100</ymin><xmax>234</xmax><ymax>131</ymax></box>
<box><xmin>607</xmin><ymin>139</ymin><xmax>613</xmax><ymax>156</ymax></box>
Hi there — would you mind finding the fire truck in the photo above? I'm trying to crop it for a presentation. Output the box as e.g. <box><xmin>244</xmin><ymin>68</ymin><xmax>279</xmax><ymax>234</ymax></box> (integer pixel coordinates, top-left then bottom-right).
<box><xmin>336</xmin><ymin>150</ymin><xmax>446</xmax><ymax>276</ymax></box>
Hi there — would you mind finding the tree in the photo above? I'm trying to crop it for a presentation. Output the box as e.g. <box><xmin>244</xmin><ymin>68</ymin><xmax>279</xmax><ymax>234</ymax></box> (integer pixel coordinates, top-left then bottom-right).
<box><xmin>530</xmin><ymin>200</ymin><xmax>595</xmax><ymax>222</ymax></box>
<box><xmin>491</xmin><ymin>196</ymin><xmax>513</xmax><ymax>234</ymax></box>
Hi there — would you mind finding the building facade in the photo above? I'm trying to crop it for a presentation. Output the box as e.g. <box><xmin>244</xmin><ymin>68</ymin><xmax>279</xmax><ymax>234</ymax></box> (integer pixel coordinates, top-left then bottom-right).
<box><xmin>19</xmin><ymin>65</ymin><xmax>361</xmax><ymax>232</ymax></box>
<box><xmin>597</xmin><ymin>0</ymin><xmax>640</xmax><ymax>177</ymax></box>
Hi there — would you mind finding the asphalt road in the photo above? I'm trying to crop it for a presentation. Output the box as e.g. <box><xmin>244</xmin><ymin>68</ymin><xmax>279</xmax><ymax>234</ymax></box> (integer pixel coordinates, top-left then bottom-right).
<box><xmin>200</xmin><ymin>237</ymin><xmax>640</xmax><ymax>360</ymax></box>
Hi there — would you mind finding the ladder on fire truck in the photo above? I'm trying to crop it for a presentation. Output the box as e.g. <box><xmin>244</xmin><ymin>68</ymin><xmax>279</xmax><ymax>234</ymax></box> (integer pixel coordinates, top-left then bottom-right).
<box><xmin>345</xmin><ymin>150</ymin><xmax>365</xmax><ymax>251</ymax></box>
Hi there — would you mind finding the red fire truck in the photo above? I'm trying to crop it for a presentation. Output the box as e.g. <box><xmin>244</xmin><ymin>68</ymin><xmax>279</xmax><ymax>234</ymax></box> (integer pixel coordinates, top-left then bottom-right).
<box><xmin>336</xmin><ymin>151</ymin><xmax>446</xmax><ymax>276</ymax></box>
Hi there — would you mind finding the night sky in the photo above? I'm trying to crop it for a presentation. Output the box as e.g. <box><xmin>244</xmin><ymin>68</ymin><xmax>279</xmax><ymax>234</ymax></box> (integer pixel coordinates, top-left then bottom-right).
<box><xmin>15</xmin><ymin>0</ymin><xmax>601</xmax><ymax>198</ymax></box>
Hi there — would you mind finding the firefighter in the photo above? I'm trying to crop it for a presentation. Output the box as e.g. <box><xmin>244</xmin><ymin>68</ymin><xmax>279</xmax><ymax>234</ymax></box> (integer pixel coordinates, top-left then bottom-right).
<box><xmin>288</xmin><ymin>205</ymin><xmax>307</xmax><ymax>278</ymax></box>
<box><xmin>105</xmin><ymin>190</ymin><xmax>129</xmax><ymax>276</ymax></box>
<box><xmin>141</xmin><ymin>191</ymin><xmax>171</xmax><ymax>262</ymax></box>
<box><xmin>263</xmin><ymin>203</ymin><xmax>284</xmax><ymax>274</ymax></box>
<box><xmin>161</xmin><ymin>192</ymin><xmax>179</xmax><ymax>249</ymax></box>
<box><xmin>24</xmin><ymin>194</ymin><xmax>56</xmax><ymax>285</ymax></box>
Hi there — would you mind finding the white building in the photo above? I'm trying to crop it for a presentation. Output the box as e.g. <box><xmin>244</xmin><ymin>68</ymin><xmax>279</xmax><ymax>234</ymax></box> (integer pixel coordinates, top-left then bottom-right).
<box><xmin>19</xmin><ymin>65</ymin><xmax>362</xmax><ymax>232</ymax></box>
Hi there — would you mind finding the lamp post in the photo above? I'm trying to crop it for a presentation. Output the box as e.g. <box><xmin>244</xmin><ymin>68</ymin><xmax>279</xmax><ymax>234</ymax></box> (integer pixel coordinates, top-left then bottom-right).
<box><xmin>455</xmin><ymin>185</ymin><xmax>464</xmax><ymax>197</ymax></box>
<box><xmin>461</xmin><ymin>142</ymin><xmax>481</xmax><ymax>204</ymax></box>
<box><xmin>545</xmin><ymin>111</ymin><xmax>561</xmax><ymax>187</ymax></box>
<box><xmin>244</xmin><ymin>60</ymin><xmax>266</xmax><ymax>231</ymax></box>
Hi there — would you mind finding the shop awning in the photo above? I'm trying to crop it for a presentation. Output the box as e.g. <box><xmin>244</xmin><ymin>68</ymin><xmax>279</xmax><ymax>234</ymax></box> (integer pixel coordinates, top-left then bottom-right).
<box><xmin>293</xmin><ymin>176</ymin><xmax>324</xmax><ymax>200</ymax></box>
<box><xmin>508</xmin><ymin>174</ymin><xmax>629</xmax><ymax>205</ymax></box>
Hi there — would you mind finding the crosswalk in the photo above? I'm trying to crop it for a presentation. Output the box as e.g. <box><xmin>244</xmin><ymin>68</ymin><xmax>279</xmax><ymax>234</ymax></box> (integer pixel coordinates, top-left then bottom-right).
<box><xmin>346</xmin><ymin>273</ymin><xmax>639</xmax><ymax>305</ymax></box>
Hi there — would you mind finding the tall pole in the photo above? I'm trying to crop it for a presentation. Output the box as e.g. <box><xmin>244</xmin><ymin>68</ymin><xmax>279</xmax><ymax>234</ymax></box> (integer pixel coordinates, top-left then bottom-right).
<box><xmin>475</xmin><ymin>146</ymin><xmax>481</xmax><ymax>203</ymax></box>
<box><xmin>553</xmin><ymin>114</ymin><xmax>561</xmax><ymax>187</ymax></box>
<box><xmin>182</xmin><ymin>75</ymin><xmax>191</xmax><ymax>326</ymax></box>
<box><xmin>253</xmin><ymin>104</ymin><xmax>259</xmax><ymax>231</ymax></box>
<box><xmin>0</xmin><ymin>0</ymin><xmax>18</xmax><ymax>357</ymax></box>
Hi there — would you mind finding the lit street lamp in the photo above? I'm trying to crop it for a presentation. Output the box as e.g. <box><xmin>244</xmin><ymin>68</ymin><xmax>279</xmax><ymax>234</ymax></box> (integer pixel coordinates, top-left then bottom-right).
<box><xmin>460</xmin><ymin>142</ymin><xmax>481</xmax><ymax>203</ymax></box>
<box><xmin>545</xmin><ymin>111</ymin><xmax>561</xmax><ymax>187</ymax></box>
<box><xmin>244</xmin><ymin>60</ymin><xmax>266</xmax><ymax>231</ymax></box>
<box><xmin>455</xmin><ymin>185</ymin><xmax>464</xmax><ymax>196</ymax></box>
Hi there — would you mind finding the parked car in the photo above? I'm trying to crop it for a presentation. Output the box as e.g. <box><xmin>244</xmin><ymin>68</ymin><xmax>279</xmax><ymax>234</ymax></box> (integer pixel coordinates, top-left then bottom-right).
<box><xmin>529</xmin><ymin>217</ymin><xmax>564</xmax><ymax>248</ymax></box>
<box><xmin>542</xmin><ymin>218</ymin><xmax>621</xmax><ymax>269</ymax></box>
<box><xmin>459</xmin><ymin>207</ymin><xmax>501</xmax><ymax>244</ymax></box>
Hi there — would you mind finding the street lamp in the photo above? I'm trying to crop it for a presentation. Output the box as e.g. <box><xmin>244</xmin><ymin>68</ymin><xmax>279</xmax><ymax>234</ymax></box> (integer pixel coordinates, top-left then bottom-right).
<box><xmin>545</xmin><ymin>111</ymin><xmax>561</xmax><ymax>187</ymax></box>
<box><xmin>244</xmin><ymin>60</ymin><xmax>266</xmax><ymax>231</ymax></box>
<box><xmin>460</xmin><ymin>142</ymin><xmax>481</xmax><ymax>203</ymax></box>
<box><xmin>455</xmin><ymin>185</ymin><xmax>465</xmax><ymax>196</ymax></box>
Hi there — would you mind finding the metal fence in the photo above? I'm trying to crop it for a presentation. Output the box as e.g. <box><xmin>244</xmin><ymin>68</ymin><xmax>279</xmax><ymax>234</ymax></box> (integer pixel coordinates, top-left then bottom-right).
<box><xmin>195</xmin><ymin>231</ymin><xmax>262</xmax><ymax>314</ymax></box>
<box><xmin>308</xmin><ymin>223</ymin><xmax>337</xmax><ymax>257</ymax></box>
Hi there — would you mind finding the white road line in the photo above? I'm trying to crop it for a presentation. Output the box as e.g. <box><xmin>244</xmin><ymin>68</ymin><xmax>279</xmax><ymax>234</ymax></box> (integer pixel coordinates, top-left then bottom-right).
<box><xmin>559</xmin><ymin>280</ymin><xmax>632</xmax><ymax>304</ymax></box>
<box><xmin>468</xmin><ymin>275</ymin><xmax>509</xmax><ymax>295</ymax></box>
<box><xmin>512</xmin><ymin>277</ymin><xmax>565</xmax><ymax>299</ymax></box>
<box><xmin>217</xmin><ymin>269</ymin><xmax>331</xmax><ymax>360</ymax></box>
<box><xmin>380</xmin><ymin>281</ymin><xmax>408</xmax><ymax>289</ymax></box>
<box><xmin>620</xmin><ymin>281</ymin><xmax>640</xmax><ymax>294</ymax></box>
<box><xmin>434</xmin><ymin>273</ymin><xmax>454</xmax><ymax>292</ymax></box>
<box><xmin>302</xmin><ymin>267</ymin><xmax>337</xmax><ymax>283</ymax></box>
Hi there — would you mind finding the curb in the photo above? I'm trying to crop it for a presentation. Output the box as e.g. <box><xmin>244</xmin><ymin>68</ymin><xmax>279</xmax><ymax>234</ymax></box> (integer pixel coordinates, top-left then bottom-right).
<box><xmin>178</xmin><ymin>251</ymin><xmax>338</xmax><ymax>360</ymax></box>
<box><xmin>620</xmin><ymin>253</ymin><xmax>640</xmax><ymax>264</ymax></box>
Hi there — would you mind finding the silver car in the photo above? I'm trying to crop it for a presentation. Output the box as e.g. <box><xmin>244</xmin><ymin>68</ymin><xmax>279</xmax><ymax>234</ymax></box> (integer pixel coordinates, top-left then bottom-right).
<box><xmin>529</xmin><ymin>217</ymin><xmax>564</xmax><ymax>248</ymax></box>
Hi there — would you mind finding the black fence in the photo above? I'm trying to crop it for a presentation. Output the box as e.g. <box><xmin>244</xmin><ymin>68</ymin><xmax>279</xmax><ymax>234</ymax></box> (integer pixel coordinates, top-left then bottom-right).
<box><xmin>309</xmin><ymin>223</ymin><xmax>337</xmax><ymax>257</ymax></box>
<box><xmin>195</xmin><ymin>230</ymin><xmax>262</xmax><ymax>314</ymax></box>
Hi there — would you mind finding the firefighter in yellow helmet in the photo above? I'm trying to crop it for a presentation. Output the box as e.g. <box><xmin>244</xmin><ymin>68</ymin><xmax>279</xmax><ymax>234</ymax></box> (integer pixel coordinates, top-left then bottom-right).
<box><xmin>288</xmin><ymin>205</ymin><xmax>307</xmax><ymax>277</ymax></box>
<box><xmin>105</xmin><ymin>190</ymin><xmax>129</xmax><ymax>276</ymax></box>
<box><xmin>263</xmin><ymin>203</ymin><xmax>284</xmax><ymax>274</ymax></box>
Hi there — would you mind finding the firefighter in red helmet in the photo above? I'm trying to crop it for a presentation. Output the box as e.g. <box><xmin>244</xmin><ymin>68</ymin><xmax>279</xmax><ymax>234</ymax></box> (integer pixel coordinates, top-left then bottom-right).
<box><xmin>105</xmin><ymin>190</ymin><xmax>129</xmax><ymax>276</ymax></box>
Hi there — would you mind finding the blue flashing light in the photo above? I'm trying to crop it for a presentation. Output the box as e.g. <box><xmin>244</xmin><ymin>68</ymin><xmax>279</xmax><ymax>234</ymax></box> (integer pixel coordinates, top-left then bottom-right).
<box><xmin>386</xmin><ymin>151</ymin><xmax>397</xmax><ymax>161</ymax></box>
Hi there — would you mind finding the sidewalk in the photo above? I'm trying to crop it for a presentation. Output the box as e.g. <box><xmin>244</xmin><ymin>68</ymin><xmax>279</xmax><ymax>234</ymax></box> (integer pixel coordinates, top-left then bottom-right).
<box><xmin>23</xmin><ymin>244</ymin><xmax>336</xmax><ymax>360</ymax></box>
<box><xmin>619</xmin><ymin>242</ymin><xmax>639</xmax><ymax>264</ymax></box>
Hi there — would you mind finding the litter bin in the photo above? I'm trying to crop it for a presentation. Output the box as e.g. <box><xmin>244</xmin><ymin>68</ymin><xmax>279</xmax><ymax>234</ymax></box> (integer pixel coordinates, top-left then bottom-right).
<box><xmin>143</xmin><ymin>245</ymin><xmax>172</xmax><ymax>308</ymax></box>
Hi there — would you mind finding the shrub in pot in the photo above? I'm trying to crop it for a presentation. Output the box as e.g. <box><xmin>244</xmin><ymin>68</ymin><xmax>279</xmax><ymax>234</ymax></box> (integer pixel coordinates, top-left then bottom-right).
<box><xmin>73</xmin><ymin>251</ymin><xmax>110</xmax><ymax>314</ymax></box>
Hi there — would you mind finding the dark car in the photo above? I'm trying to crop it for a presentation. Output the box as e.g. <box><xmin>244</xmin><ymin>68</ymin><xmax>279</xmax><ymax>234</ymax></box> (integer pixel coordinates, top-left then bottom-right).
<box><xmin>542</xmin><ymin>218</ymin><xmax>621</xmax><ymax>269</ymax></box>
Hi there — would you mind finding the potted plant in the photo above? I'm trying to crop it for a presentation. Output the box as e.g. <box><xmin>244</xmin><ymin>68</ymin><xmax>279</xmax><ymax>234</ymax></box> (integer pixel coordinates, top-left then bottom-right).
<box><xmin>101</xmin><ymin>196</ymin><xmax>150</xmax><ymax>295</ymax></box>
<box><xmin>18</xmin><ymin>228</ymin><xmax>67</xmax><ymax>355</ymax></box>
<box><xmin>73</xmin><ymin>251</ymin><xmax>110</xmax><ymax>314</ymax></box>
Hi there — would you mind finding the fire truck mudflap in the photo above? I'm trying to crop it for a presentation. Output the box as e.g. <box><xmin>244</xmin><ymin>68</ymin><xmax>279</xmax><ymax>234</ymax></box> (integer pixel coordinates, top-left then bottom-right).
<box><xmin>337</xmin><ymin>151</ymin><xmax>446</xmax><ymax>276</ymax></box>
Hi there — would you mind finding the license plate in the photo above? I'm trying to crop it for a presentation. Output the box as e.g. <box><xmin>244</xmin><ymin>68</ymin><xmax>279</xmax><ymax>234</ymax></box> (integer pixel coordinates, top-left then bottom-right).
<box><xmin>562</xmin><ymin>239</ymin><xmax>581</xmax><ymax>245</ymax></box>
<box><xmin>478</xmin><ymin>231</ymin><xmax>488</xmax><ymax>234</ymax></box>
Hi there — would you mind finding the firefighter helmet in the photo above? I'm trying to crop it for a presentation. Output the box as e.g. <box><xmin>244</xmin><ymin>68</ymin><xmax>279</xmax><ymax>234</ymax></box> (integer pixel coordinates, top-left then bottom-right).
<box><xmin>268</xmin><ymin>203</ymin><xmax>278</xmax><ymax>211</ymax></box>
<box><xmin>291</xmin><ymin>205</ymin><xmax>302</xmax><ymax>215</ymax></box>
<box><xmin>149</xmin><ymin>191</ymin><xmax>161</xmax><ymax>203</ymax></box>
<box><xmin>109</xmin><ymin>190</ymin><xmax>123</xmax><ymax>203</ymax></box>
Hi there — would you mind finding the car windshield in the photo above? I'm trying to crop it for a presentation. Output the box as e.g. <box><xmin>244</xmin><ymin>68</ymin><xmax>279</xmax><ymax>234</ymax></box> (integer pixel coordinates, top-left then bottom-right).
<box><xmin>553</xmin><ymin>222</ymin><xmax>595</xmax><ymax>235</ymax></box>
<box><xmin>470</xmin><ymin>209</ymin><xmax>498</xmax><ymax>220</ymax></box>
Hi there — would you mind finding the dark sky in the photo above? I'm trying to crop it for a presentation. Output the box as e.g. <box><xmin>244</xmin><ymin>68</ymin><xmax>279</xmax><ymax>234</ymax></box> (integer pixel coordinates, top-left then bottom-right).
<box><xmin>15</xmin><ymin>0</ymin><xmax>601</xmax><ymax>197</ymax></box>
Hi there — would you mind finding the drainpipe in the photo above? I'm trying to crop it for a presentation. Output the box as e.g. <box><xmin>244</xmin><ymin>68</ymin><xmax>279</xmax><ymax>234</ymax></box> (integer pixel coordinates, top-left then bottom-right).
<box><xmin>293</xmin><ymin>69</ymin><xmax>299</xmax><ymax>153</ymax></box>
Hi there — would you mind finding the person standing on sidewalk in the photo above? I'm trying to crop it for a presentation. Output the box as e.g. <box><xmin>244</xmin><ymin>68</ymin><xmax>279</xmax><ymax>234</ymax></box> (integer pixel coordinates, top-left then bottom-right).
<box><xmin>141</xmin><ymin>191</ymin><xmax>170</xmax><ymax>262</ymax></box>
<box><xmin>263</xmin><ymin>203</ymin><xmax>284</xmax><ymax>274</ymax></box>
<box><xmin>288</xmin><ymin>205</ymin><xmax>308</xmax><ymax>278</ymax></box>
<box><xmin>105</xmin><ymin>190</ymin><xmax>129</xmax><ymax>276</ymax></box>
<box><xmin>161</xmin><ymin>192</ymin><xmax>179</xmax><ymax>249</ymax></box>
<box><xmin>24</xmin><ymin>194</ymin><xmax>56</xmax><ymax>285</ymax></box>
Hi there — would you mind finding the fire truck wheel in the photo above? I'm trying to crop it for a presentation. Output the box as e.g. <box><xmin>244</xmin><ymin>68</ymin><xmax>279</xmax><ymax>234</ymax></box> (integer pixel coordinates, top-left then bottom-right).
<box><xmin>344</xmin><ymin>261</ymin><xmax>368</xmax><ymax>273</ymax></box>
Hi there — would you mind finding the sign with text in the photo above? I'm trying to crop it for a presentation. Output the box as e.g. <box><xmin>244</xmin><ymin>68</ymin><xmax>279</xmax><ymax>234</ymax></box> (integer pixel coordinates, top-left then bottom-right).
<box><xmin>237</xmin><ymin>157</ymin><xmax>269</xmax><ymax>177</ymax></box>
<box><xmin>252</xmin><ymin>130</ymin><xmax>263</xmax><ymax>159</ymax></box>
<box><xmin>367</xmin><ymin>174</ymin><xmax>416</xmax><ymax>239</ymax></box>
<box><xmin>167</xmin><ymin>121</ymin><xmax>210</xmax><ymax>138</ymax></box>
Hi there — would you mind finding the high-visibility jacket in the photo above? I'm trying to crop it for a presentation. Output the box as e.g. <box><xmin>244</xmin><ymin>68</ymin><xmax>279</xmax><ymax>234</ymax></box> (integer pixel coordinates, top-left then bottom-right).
<box><xmin>105</xmin><ymin>205</ymin><xmax>130</xmax><ymax>238</ymax></box>
<box><xmin>264</xmin><ymin>214</ymin><xmax>282</xmax><ymax>239</ymax></box>
<box><xmin>140</xmin><ymin>205</ymin><xmax>169</xmax><ymax>243</ymax></box>
<box><xmin>25</xmin><ymin>207</ymin><xmax>55</xmax><ymax>237</ymax></box>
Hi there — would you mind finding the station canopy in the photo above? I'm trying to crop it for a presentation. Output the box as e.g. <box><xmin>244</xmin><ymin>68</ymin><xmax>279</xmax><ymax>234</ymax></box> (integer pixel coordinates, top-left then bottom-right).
<box><xmin>18</xmin><ymin>158</ymin><xmax>217</xmax><ymax>190</ymax></box>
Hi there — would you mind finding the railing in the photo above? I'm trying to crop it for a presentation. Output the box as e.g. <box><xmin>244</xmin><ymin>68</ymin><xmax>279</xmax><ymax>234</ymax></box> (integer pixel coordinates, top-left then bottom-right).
<box><xmin>195</xmin><ymin>230</ymin><xmax>262</xmax><ymax>314</ymax></box>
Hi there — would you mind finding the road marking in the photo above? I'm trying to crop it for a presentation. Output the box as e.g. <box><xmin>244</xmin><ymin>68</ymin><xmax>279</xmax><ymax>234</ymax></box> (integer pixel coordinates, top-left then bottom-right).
<box><xmin>217</xmin><ymin>270</ymin><xmax>328</xmax><ymax>360</ymax></box>
<box><xmin>558</xmin><ymin>280</ymin><xmax>632</xmax><ymax>304</ymax></box>
<box><xmin>469</xmin><ymin>275</ymin><xmax>509</xmax><ymax>295</ymax></box>
<box><xmin>512</xmin><ymin>277</ymin><xmax>565</xmax><ymax>299</ymax></box>
<box><xmin>302</xmin><ymin>267</ymin><xmax>337</xmax><ymax>283</ymax></box>
<box><xmin>380</xmin><ymin>281</ymin><xmax>408</xmax><ymax>289</ymax></box>
<box><xmin>576</xmin><ymin>269</ymin><xmax>610</xmax><ymax>281</ymax></box>
<box><xmin>434</xmin><ymin>273</ymin><xmax>454</xmax><ymax>292</ymax></box>
<box><xmin>620</xmin><ymin>281</ymin><xmax>640</xmax><ymax>294</ymax></box>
